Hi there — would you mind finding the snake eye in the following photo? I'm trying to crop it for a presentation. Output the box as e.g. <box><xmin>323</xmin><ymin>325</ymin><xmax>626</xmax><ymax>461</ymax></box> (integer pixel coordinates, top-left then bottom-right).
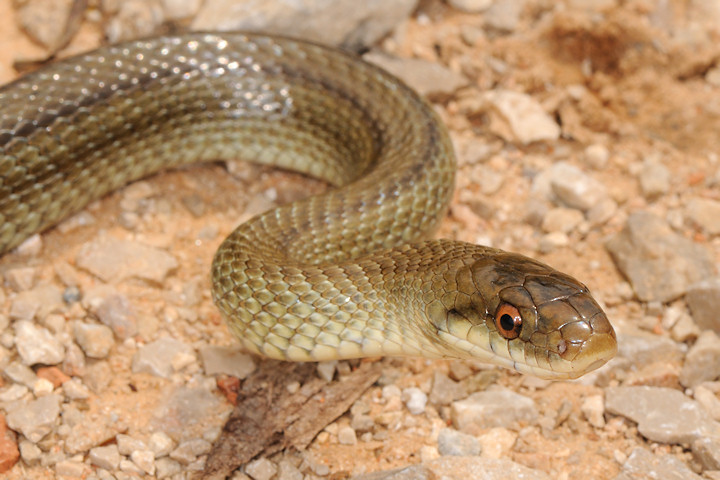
<box><xmin>495</xmin><ymin>304</ymin><xmax>522</xmax><ymax>339</ymax></box>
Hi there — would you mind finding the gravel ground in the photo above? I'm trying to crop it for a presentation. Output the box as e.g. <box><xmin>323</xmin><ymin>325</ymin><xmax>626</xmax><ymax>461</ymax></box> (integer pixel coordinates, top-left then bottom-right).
<box><xmin>1</xmin><ymin>1</ymin><xmax>720</xmax><ymax>479</ymax></box>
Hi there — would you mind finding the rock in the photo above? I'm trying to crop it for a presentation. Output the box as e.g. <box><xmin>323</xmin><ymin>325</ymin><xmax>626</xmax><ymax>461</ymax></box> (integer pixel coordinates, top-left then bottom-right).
<box><xmin>338</xmin><ymin>426</ymin><xmax>357</xmax><ymax>446</ymax></box>
<box><xmin>363</xmin><ymin>53</ymin><xmax>467</xmax><ymax>98</ymax></box>
<box><xmin>73</xmin><ymin>322</ymin><xmax>115</xmax><ymax>359</ymax></box>
<box><xmin>0</xmin><ymin>415</ymin><xmax>19</xmax><ymax>473</ymax></box>
<box><xmin>245</xmin><ymin>458</ymin><xmax>278</xmax><ymax>480</ymax></box>
<box><xmin>15</xmin><ymin>0</ymin><xmax>76</xmax><ymax>50</ymax></box>
<box><xmin>428</xmin><ymin>371</ymin><xmax>468</xmax><ymax>406</ymax></box>
<box><xmin>55</xmin><ymin>460</ymin><xmax>91</xmax><ymax>477</ymax></box>
<box><xmin>9</xmin><ymin>284</ymin><xmax>64</xmax><ymax>321</ymax></box>
<box><xmin>686</xmin><ymin>278</ymin><xmax>720</xmax><ymax>333</ymax></box>
<box><xmin>351</xmin><ymin>464</ymin><xmax>435</xmax><ymax>480</ymax></box>
<box><xmin>76</xmin><ymin>236</ymin><xmax>178</xmax><ymax>284</ymax></box>
<box><xmin>151</xmin><ymin>386</ymin><xmax>225</xmax><ymax>442</ymax></box>
<box><xmin>14</xmin><ymin>321</ymin><xmax>64</xmax><ymax>366</ymax></box>
<box><xmin>437</xmin><ymin>428</ymin><xmax>481</xmax><ymax>456</ymax></box>
<box><xmin>4</xmin><ymin>362</ymin><xmax>37</xmax><ymax>388</ymax></box>
<box><xmin>89</xmin><ymin>444</ymin><xmax>121</xmax><ymax>470</ymax></box>
<box><xmin>117</xmin><ymin>434</ymin><xmax>147</xmax><ymax>456</ymax></box>
<box><xmin>679</xmin><ymin>331</ymin><xmax>720</xmax><ymax>387</ymax></box>
<box><xmin>605</xmin><ymin>212</ymin><xmax>716</xmax><ymax>302</ymax></box>
<box><xmin>484</xmin><ymin>0</ymin><xmax>525</xmax><ymax>32</ymax></box>
<box><xmin>149</xmin><ymin>431</ymin><xmax>175</xmax><ymax>457</ymax></box>
<box><xmin>451</xmin><ymin>389</ymin><xmax>538</xmax><ymax>433</ymax></box>
<box><xmin>191</xmin><ymin>0</ymin><xmax>418</xmax><ymax>50</ymax></box>
<box><xmin>615</xmin><ymin>448</ymin><xmax>702</xmax><ymax>480</ymax></box>
<box><xmin>105</xmin><ymin>0</ymin><xmax>164</xmax><ymax>43</ymax></box>
<box><xmin>199</xmin><ymin>345</ymin><xmax>256</xmax><ymax>378</ymax></box>
<box><xmin>132</xmin><ymin>337</ymin><xmax>196</xmax><ymax>378</ymax></box>
<box><xmin>277</xmin><ymin>459</ymin><xmax>304</xmax><ymax>480</ymax></box>
<box><xmin>402</xmin><ymin>387</ymin><xmax>428</xmax><ymax>415</ymax></box>
<box><xmin>93</xmin><ymin>292</ymin><xmax>139</xmax><ymax>340</ymax></box>
<box><xmin>130</xmin><ymin>449</ymin><xmax>156</xmax><ymax>475</ymax></box>
<box><xmin>476</xmin><ymin>428</ymin><xmax>517</xmax><ymax>459</ymax></box>
<box><xmin>581</xmin><ymin>394</ymin><xmax>605</xmax><ymax>428</ymax></box>
<box><xmin>686</xmin><ymin>198</ymin><xmax>720</xmax><ymax>234</ymax></box>
<box><xmin>62</xmin><ymin>379</ymin><xmax>91</xmax><ymax>400</ymax></box>
<box><xmin>541</xmin><ymin>207</ymin><xmax>584</xmax><ymax>233</ymax></box>
<box><xmin>5</xmin><ymin>394</ymin><xmax>61</xmax><ymax>442</ymax></box>
<box><xmin>426</xmin><ymin>456</ymin><xmax>550</xmax><ymax>480</ymax></box>
<box><xmin>583</xmin><ymin>143</ymin><xmax>610</xmax><ymax>169</ymax></box>
<box><xmin>160</xmin><ymin>0</ymin><xmax>202</xmax><ymax>20</ymax></box>
<box><xmin>316</xmin><ymin>360</ymin><xmax>337</xmax><ymax>382</ymax></box>
<box><xmin>169</xmin><ymin>439</ymin><xmax>211</xmax><ymax>464</ymax></box>
<box><xmin>605</xmin><ymin>386</ymin><xmax>720</xmax><ymax>443</ymax></box>
<box><xmin>694</xmin><ymin>384</ymin><xmax>720</xmax><ymax>421</ymax></box>
<box><xmin>692</xmin><ymin>437</ymin><xmax>720</xmax><ymax>470</ymax></box>
<box><xmin>639</xmin><ymin>159</ymin><xmax>671</xmax><ymax>199</ymax></box>
<box><xmin>447</xmin><ymin>0</ymin><xmax>492</xmax><ymax>13</ymax></box>
<box><xmin>483</xmin><ymin>90</ymin><xmax>560</xmax><ymax>144</ymax></box>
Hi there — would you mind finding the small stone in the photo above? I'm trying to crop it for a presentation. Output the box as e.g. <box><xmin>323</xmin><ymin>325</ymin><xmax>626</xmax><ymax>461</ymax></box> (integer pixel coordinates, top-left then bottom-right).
<box><xmin>169</xmin><ymin>439</ymin><xmax>211</xmax><ymax>464</ymax></box>
<box><xmin>73</xmin><ymin>322</ymin><xmax>115</xmax><ymax>359</ymax></box>
<box><xmin>4</xmin><ymin>362</ymin><xmax>37</xmax><ymax>388</ymax></box>
<box><xmin>686</xmin><ymin>198</ymin><xmax>720</xmax><ymax>235</ymax></box>
<box><xmin>429</xmin><ymin>371</ymin><xmax>468</xmax><ymax>406</ymax></box>
<box><xmin>14</xmin><ymin>321</ymin><xmax>64</xmax><ymax>365</ymax></box>
<box><xmin>245</xmin><ymin>457</ymin><xmax>278</xmax><ymax>480</ymax></box>
<box><xmin>583</xmin><ymin>144</ymin><xmax>609</xmax><ymax>169</ymax></box>
<box><xmin>62</xmin><ymin>379</ymin><xmax>91</xmax><ymax>400</ymax></box>
<box><xmin>15</xmin><ymin>0</ymin><xmax>76</xmax><ymax>50</ymax></box>
<box><xmin>199</xmin><ymin>345</ymin><xmax>256</xmax><ymax>378</ymax></box>
<box><xmin>426</xmin><ymin>456</ymin><xmax>550</xmax><ymax>480</ymax></box>
<box><xmin>55</xmin><ymin>460</ymin><xmax>91</xmax><ymax>477</ymax></box>
<box><xmin>692</xmin><ymin>437</ymin><xmax>720</xmax><ymax>470</ymax></box>
<box><xmin>605</xmin><ymin>212</ymin><xmax>716</xmax><ymax>302</ymax></box>
<box><xmin>105</xmin><ymin>0</ymin><xmax>164</xmax><ymax>43</ymax></box>
<box><xmin>150</xmin><ymin>431</ymin><xmax>175</xmax><ymax>458</ymax></box>
<box><xmin>316</xmin><ymin>360</ymin><xmax>337</xmax><ymax>382</ymax></box>
<box><xmin>132</xmin><ymin>337</ymin><xmax>196</xmax><ymax>378</ymax></box>
<box><xmin>151</xmin><ymin>386</ymin><xmax>224</xmax><ymax>442</ymax></box>
<box><xmin>18</xmin><ymin>439</ymin><xmax>41</xmax><ymax>464</ymax></box>
<box><xmin>130</xmin><ymin>450</ymin><xmax>156</xmax><ymax>475</ymax></box>
<box><xmin>447</xmin><ymin>0</ymin><xmax>492</xmax><ymax>13</ymax></box>
<box><xmin>679</xmin><ymin>331</ymin><xmax>720</xmax><ymax>387</ymax></box>
<box><xmin>615</xmin><ymin>448</ymin><xmax>702</xmax><ymax>480</ymax></box>
<box><xmin>586</xmin><ymin>198</ymin><xmax>617</xmax><ymax>226</ymax></box>
<box><xmin>580</xmin><ymin>394</ymin><xmax>605</xmax><ymax>428</ymax></box>
<box><xmin>541</xmin><ymin>207</ymin><xmax>584</xmax><ymax>233</ymax></box>
<box><xmin>364</xmin><ymin>53</ymin><xmax>467</xmax><ymax>98</ymax></box>
<box><xmin>337</xmin><ymin>426</ymin><xmax>357</xmax><ymax>446</ymax></box>
<box><xmin>437</xmin><ymin>428</ymin><xmax>481</xmax><ymax>456</ymax></box>
<box><xmin>76</xmin><ymin>236</ymin><xmax>178</xmax><ymax>284</ymax></box>
<box><xmin>537</xmin><ymin>232</ymin><xmax>570</xmax><ymax>253</ymax></box>
<box><xmin>605</xmin><ymin>386</ymin><xmax>720</xmax><ymax>443</ymax></box>
<box><xmin>402</xmin><ymin>387</ymin><xmax>428</xmax><ymax>415</ymax></box>
<box><xmin>160</xmin><ymin>0</ymin><xmax>202</xmax><ymax>20</ymax></box>
<box><xmin>477</xmin><ymin>428</ymin><xmax>517</xmax><ymax>459</ymax></box>
<box><xmin>686</xmin><ymin>278</ymin><xmax>720</xmax><ymax>334</ymax></box>
<box><xmin>483</xmin><ymin>90</ymin><xmax>560</xmax><ymax>144</ymax></box>
<box><xmin>547</xmin><ymin>162</ymin><xmax>608</xmax><ymax>211</ymax></box>
<box><xmin>277</xmin><ymin>459</ymin><xmax>303</xmax><ymax>480</ymax></box>
<box><xmin>10</xmin><ymin>285</ymin><xmax>63</xmax><ymax>321</ymax></box>
<box><xmin>639</xmin><ymin>159</ymin><xmax>671</xmax><ymax>199</ymax></box>
<box><xmin>5</xmin><ymin>394</ymin><xmax>61</xmax><ymax>442</ymax></box>
<box><xmin>92</xmin><ymin>292</ymin><xmax>139</xmax><ymax>340</ymax></box>
<box><xmin>155</xmin><ymin>457</ymin><xmax>183</xmax><ymax>479</ymax></box>
<box><xmin>694</xmin><ymin>384</ymin><xmax>720</xmax><ymax>421</ymax></box>
<box><xmin>0</xmin><ymin>385</ymin><xmax>28</xmax><ymax>402</ymax></box>
<box><xmin>117</xmin><ymin>434</ymin><xmax>147</xmax><ymax>456</ymax></box>
<box><xmin>451</xmin><ymin>390</ymin><xmax>538</xmax><ymax>433</ymax></box>
<box><xmin>5</xmin><ymin>267</ymin><xmax>36</xmax><ymax>291</ymax></box>
<box><xmin>32</xmin><ymin>378</ymin><xmax>54</xmax><ymax>397</ymax></box>
<box><xmin>484</xmin><ymin>0</ymin><xmax>525</xmax><ymax>32</ymax></box>
<box><xmin>89</xmin><ymin>445</ymin><xmax>121</xmax><ymax>470</ymax></box>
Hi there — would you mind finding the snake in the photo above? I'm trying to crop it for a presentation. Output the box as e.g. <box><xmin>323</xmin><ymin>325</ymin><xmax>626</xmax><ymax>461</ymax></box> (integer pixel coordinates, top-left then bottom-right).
<box><xmin>0</xmin><ymin>32</ymin><xmax>617</xmax><ymax>380</ymax></box>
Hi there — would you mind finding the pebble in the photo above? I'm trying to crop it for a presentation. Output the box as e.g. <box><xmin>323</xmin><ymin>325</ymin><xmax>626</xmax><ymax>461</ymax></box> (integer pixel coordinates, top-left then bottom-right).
<box><xmin>14</xmin><ymin>0</ymin><xmax>76</xmax><ymax>50</ymax></box>
<box><xmin>451</xmin><ymin>389</ymin><xmax>538</xmax><ymax>433</ymax></box>
<box><xmin>476</xmin><ymin>428</ymin><xmax>517</xmax><ymax>459</ymax></box>
<box><xmin>484</xmin><ymin>0</ymin><xmax>525</xmax><ymax>32</ymax></box>
<box><xmin>117</xmin><ymin>434</ymin><xmax>147</xmax><ymax>456</ymax></box>
<box><xmin>5</xmin><ymin>267</ymin><xmax>36</xmax><ymax>291</ymax></box>
<box><xmin>426</xmin><ymin>456</ymin><xmax>550</xmax><ymax>480</ymax></box>
<box><xmin>155</xmin><ymin>457</ymin><xmax>183</xmax><ymax>478</ymax></box>
<box><xmin>545</xmin><ymin>162</ymin><xmax>608</xmax><ymax>211</ymax></box>
<box><xmin>686</xmin><ymin>197</ymin><xmax>720</xmax><ymax>235</ymax></box>
<box><xmin>605</xmin><ymin>386</ymin><xmax>720</xmax><ymax>443</ymax></box>
<box><xmin>686</xmin><ymin>278</ymin><xmax>720</xmax><ymax>333</ymax></box>
<box><xmin>580</xmin><ymin>394</ymin><xmax>605</xmax><ymax>428</ymax></box>
<box><xmin>694</xmin><ymin>383</ymin><xmax>720</xmax><ymax>421</ymax></box>
<box><xmin>246</xmin><ymin>457</ymin><xmax>278</xmax><ymax>480</ymax></box>
<box><xmin>541</xmin><ymin>207</ymin><xmax>584</xmax><ymax>233</ymax></box>
<box><xmin>18</xmin><ymin>439</ymin><xmax>41</xmax><ymax>464</ymax></box>
<box><xmin>151</xmin><ymin>386</ymin><xmax>225</xmax><ymax>442</ymax></box>
<box><xmin>615</xmin><ymin>447</ymin><xmax>702</xmax><ymax>480</ymax></box>
<box><xmin>4</xmin><ymin>362</ymin><xmax>37</xmax><ymax>388</ymax></box>
<box><xmin>130</xmin><ymin>449</ymin><xmax>156</xmax><ymax>475</ymax></box>
<box><xmin>583</xmin><ymin>143</ymin><xmax>610</xmax><ymax>169</ymax></box>
<box><xmin>73</xmin><ymin>322</ymin><xmax>115</xmax><ymax>359</ymax></box>
<box><xmin>277</xmin><ymin>459</ymin><xmax>304</xmax><ymax>480</ymax></box>
<box><xmin>62</xmin><ymin>379</ymin><xmax>91</xmax><ymax>400</ymax></box>
<box><xmin>351</xmin><ymin>464</ymin><xmax>435</xmax><ymax>480</ymax></box>
<box><xmin>150</xmin><ymin>431</ymin><xmax>175</xmax><ymax>458</ymax></box>
<box><xmin>32</xmin><ymin>378</ymin><xmax>54</xmax><ymax>397</ymax></box>
<box><xmin>199</xmin><ymin>345</ymin><xmax>256</xmax><ymax>378</ymax></box>
<box><xmin>638</xmin><ymin>159</ymin><xmax>671</xmax><ymax>199</ymax></box>
<box><xmin>170</xmin><ymin>438</ymin><xmax>211</xmax><ymax>464</ymax></box>
<box><xmin>76</xmin><ymin>236</ymin><xmax>178</xmax><ymax>283</ymax></box>
<box><xmin>105</xmin><ymin>0</ymin><xmax>164</xmax><ymax>42</ymax></box>
<box><xmin>94</xmin><ymin>293</ymin><xmax>139</xmax><ymax>340</ymax></box>
<box><xmin>89</xmin><ymin>445</ymin><xmax>121</xmax><ymax>470</ymax></box>
<box><xmin>55</xmin><ymin>460</ymin><xmax>91</xmax><ymax>477</ymax></box>
<box><xmin>160</xmin><ymin>0</ymin><xmax>202</xmax><ymax>20</ymax></box>
<box><xmin>428</xmin><ymin>371</ymin><xmax>468</xmax><ymax>406</ymax></box>
<box><xmin>316</xmin><ymin>360</ymin><xmax>337</xmax><ymax>382</ymax></box>
<box><xmin>9</xmin><ymin>284</ymin><xmax>63</xmax><ymax>321</ymax></box>
<box><xmin>447</xmin><ymin>0</ymin><xmax>492</xmax><ymax>13</ymax></box>
<box><xmin>401</xmin><ymin>387</ymin><xmax>428</xmax><ymax>415</ymax></box>
<box><xmin>482</xmin><ymin>90</ymin><xmax>560</xmax><ymax>144</ymax></box>
<box><xmin>337</xmin><ymin>426</ymin><xmax>358</xmax><ymax>446</ymax></box>
<box><xmin>692</xmin><ymin>437</ymin><xmax>720</xmax><ymax>470</ymax></box>
<box><xmin>191</xmin><ymin>0</ymin><xmax>416</xmax><ymax>49</ymax></box>
<box><xmin>364</xmin><ymin>53</ymin><xmax>467</xmax><ymax>97</ymax></box>
<box><xmin>5</xmin><ymin>394</ymin><xmax>61</xmax><ymax>442</ymax></box>
<box><xmin>132</xmin><ymin>337</ymin><xmax>195</xmax><ymax>378</ymax></box>
<box><xmin>679</xmin><ymin>331</ymin><xmax>720</xmax><ymax>387</ymax></box>
<box><xmin>14</xmin><ymin>321</ymin><xmax>64</xmax><ymax>366</ymax></box>
<box><xmin>437</xmin><ymin>428</ymin><xmax>481</xmax><ymax>456</ymax></box>
<box><xmin>605</xmin><ymin>212</ymin><xmax>716</xmax><ymax>302</ymax></box>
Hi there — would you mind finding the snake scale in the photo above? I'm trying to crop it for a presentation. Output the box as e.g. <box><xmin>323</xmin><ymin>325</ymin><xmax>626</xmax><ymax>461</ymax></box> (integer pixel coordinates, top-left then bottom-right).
<box><xmin>0</xmin><ymin>32</ymin><xmax>616</xmax><ymax>379</ymax></box>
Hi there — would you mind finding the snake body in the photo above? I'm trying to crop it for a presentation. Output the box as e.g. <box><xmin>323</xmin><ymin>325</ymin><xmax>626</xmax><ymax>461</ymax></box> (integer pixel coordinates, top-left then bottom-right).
<box><xmin>0</xmin><ymin>33</ymin><xmax>616</xmax><ymax>379</ymax></box>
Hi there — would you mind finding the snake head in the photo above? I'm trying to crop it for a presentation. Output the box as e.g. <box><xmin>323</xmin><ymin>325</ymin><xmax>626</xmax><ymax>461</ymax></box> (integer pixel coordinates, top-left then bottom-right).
<box><xmin>425</xmin><ymin>247</ymin><xmax>617</xmax><ymax>380</ymax></box>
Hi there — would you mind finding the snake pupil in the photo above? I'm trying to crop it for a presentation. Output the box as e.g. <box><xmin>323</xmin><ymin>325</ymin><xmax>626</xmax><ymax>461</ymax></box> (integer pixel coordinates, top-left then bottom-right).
<box><xmin>494</xmin><ymin>303</ymin><xmax>522</xmax><ymax>339</ymax></box>
<box><xmin>500</xmin><ymin>314</ymin><xmax>515</xmax><ymax>331</ymax></box>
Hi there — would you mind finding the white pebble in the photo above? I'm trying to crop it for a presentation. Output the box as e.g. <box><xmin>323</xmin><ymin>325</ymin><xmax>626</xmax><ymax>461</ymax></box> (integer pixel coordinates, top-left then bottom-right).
<box><xmin>402</xmin><ymin>387</ymin><xmax>428</xmax><ymax>415</ymax></box>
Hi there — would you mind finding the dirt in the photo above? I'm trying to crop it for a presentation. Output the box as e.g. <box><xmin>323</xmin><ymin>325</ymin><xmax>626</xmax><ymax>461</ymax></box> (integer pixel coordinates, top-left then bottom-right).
<box><xmin>1</xmin><ymin>0</ymin><xmax>719</xmax><ymax>479</ymax></box>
